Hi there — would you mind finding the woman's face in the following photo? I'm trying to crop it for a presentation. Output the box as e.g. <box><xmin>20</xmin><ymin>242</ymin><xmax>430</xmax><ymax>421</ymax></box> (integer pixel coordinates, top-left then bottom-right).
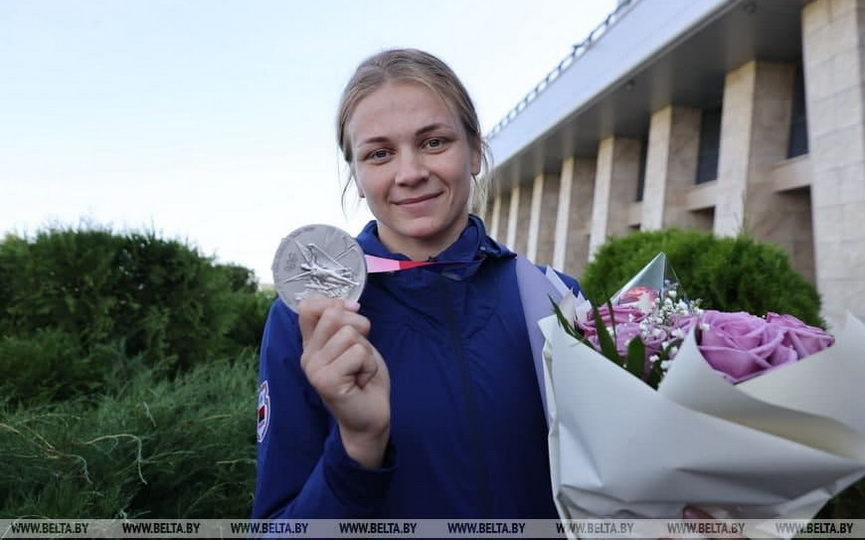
<box><xmin>346</xmin><ymin>81</ymin><xmax>480</xmax><ymax>261</ymax></box>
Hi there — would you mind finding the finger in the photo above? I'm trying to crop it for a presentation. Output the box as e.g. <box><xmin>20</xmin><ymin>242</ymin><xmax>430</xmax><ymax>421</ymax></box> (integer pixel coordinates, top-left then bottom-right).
<box><xmin>320</xmin><ymin>324</ymin><xmax>376</xmax><ymax>370</ymax></box>
<box><xmin>335</xmin><ymin>340</ymin><xmax>379</xmax><ymax>390</ymax></box>
<box><xmin>306</xmin><ymin>336</ymin><xmax>378</xmax><ymax>395</ymax></box>
<box><xmin>307</xmin><ymin>306</ymin><xmax>370</xmax><ymax>359</ymax></box>
<box><xmin>298</xmin><ymin>296</ymin><xmax>358</xmax><ymax>341</ymax></box>
<box><xmin>299</xmin><ymin>299</ymin><xmax>367</xmax><ymax>359</ymax></box>
<box><xmin>298</xmin><ymin>296</ymin><xmax>335</xmax><ymax>344</ymax></box>
<box><xmin>355</xmin><ymin>346</ymin><xmax>385</xmax><ymax>388</ymax></box>
<box><xmin>683</xmin><ymin>506</ymin><xmax>714</xmax><ymax>520</ymax></box>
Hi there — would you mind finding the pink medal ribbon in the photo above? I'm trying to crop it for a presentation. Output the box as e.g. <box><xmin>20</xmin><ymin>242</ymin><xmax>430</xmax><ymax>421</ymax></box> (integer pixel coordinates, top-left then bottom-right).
<box><xmin>364</xmin><ymin>254</ymin><xmax>478</xmax><ymax>273</ymax></box>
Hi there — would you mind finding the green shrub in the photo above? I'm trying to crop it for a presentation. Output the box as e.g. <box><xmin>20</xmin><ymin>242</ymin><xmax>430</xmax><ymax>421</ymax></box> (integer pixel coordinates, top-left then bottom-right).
<box><xmin>579</xmin><ymin>229</ymin><xmax>823</xmax><ymax>327</ymax></box>
<box><xmin>0</xmin><ymin>330</ymin><xmax>129</xmax><ymax>404</ymax></box>
<box><xmin>225</xmin><ymin>289</ymin><xmax>277</xmax><ymax>354</ymax></box>
<box><xmin>0</xmin><ymin>226</ymin><xmax>271</xmax><ymax>405</ymax></box>
<box><xmin>213</xmin><ymin>262</ymin><xmax>277</xmax><ymax>352</ymax></box>
<box><xmin>0</xmin><ymin>225</ymin><xmax>267</xmax><ymax>519</ymax></box>
<box><xmin>0</xmin><ymin>355</ymin><xmax>257</xmax><ymax>518</ymax></box>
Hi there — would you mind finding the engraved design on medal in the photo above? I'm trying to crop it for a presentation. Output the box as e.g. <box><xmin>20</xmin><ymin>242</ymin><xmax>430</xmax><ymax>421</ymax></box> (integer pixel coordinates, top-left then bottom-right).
<box><xmin>286</xmin><ymin>240</ymin><xmax>359</xmax><ymax>296</ymax></box>
<box><xmin>272</xmin><ymin>224</ymin><xmax>367</xmax><ymax>312</ymax></box>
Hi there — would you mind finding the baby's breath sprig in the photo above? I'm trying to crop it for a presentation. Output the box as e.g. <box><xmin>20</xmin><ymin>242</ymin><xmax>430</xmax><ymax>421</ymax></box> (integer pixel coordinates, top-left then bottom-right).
<box><xmin>554</xmin><ymin>280</ymin><xmax>703</xmax><ymax>389</ymax></box>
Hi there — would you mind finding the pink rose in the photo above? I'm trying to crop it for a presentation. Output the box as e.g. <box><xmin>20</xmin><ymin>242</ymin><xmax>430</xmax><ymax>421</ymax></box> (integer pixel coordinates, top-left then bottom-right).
<box><xmin>765</xmin><ymin>312</ymin><xmax>834</xmax><ymax>358</ymax></box>
<box><xmin>582</xmin><ymin>320</ymin><xmax>662</xmax><ymax>379</ymax></box>
<box><xmin>582</xmin><ymin>309</ymin><xmax>699</xmax><ymax>378</ymax></box>
<box><xmin>617</xmin><ymin>285</ymin><xmax>658</xmax><ymax>305</ymax></box>
<box><xmin>577</xmin><ymin>304</ymin><xmax>647</xmax><ymax>338</ymax></box>
<box><xmin>697</xmin><ymin>310</ymin><xmax>798</xmax><ymax>383</ymax></box>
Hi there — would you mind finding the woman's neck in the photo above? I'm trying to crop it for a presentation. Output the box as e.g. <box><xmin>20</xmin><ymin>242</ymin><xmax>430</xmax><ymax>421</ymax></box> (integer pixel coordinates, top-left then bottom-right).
<box><xmin>376</xmin><ymin>217</ymin><xmax>470</xmax><ymax>261</ymax></box>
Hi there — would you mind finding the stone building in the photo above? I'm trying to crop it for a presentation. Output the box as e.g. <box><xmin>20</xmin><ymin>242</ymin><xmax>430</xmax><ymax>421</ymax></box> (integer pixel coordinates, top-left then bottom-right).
<box><xmin>482</xmin><ymin>0</ymin><xmax>865</xmax><ymax>329</ymax></box>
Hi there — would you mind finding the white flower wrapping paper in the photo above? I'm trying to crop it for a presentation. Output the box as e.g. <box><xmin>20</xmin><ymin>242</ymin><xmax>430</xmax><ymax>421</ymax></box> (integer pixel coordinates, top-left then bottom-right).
<box><xmin>539</xmin><ymin>302</ymin><xmax>865</xmax><ymax>537</ymax></box>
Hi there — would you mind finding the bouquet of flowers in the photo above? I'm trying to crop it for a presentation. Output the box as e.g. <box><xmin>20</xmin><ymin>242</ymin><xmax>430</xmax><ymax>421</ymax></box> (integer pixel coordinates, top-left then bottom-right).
<box><xmin>522</xmin><ymin>253</ymin><xmax>865</xmax><ymax>538</ymax></box>
<box><xmin>555</xmin><ymin>253</ymin><xmax>837</xmax><ymax>388</ymax></box>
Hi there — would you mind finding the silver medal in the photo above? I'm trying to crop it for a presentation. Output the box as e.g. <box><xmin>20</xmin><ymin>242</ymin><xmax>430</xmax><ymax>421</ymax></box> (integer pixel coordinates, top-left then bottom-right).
<box><xmin>271</xmin><ymin>224</ymin><xmax>367</xmax><ymax>312</ymax></box>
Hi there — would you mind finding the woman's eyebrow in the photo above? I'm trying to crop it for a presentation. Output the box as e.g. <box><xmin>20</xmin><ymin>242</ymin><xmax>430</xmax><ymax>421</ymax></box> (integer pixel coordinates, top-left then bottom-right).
<box><xmin>357</xmin><ymin>122</ymin><xmax>456</xmax><ymax>147</ymax></box>
<box><xmin>415</xmin><ymin>122</ymin><xmax>455</xmax><ymax>136</ymax></box>
<box><xmin>357</xmin><ymin>135</ymin><xmax>389</xmax><ymax>147</ymax></box>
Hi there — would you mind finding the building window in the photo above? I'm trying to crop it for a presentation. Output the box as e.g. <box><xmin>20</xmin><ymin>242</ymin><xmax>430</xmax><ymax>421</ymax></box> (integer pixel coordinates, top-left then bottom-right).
<box><xmin>788</xmin><ymin>66</ymin><xmax>809</xmax><ymax>158</ymax></box>
<box><xmin>695</xmin><ymin>107</ymin><xmax>722</xmax><ymax>184</ymax></box>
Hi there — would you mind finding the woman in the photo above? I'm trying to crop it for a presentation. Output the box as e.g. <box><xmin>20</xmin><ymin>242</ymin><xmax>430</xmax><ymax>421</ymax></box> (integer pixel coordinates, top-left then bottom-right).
<box><xmin>252</xmin><ymin>47</ymin><xmax>581</xmax><ymax>519</ymax></box>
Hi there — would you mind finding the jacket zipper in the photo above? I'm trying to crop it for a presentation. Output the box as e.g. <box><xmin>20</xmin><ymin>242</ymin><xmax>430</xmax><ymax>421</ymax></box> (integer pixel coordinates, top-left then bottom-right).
<box><xmin>438</xmin><ymin>275</ymin><xmax>493</xmax><ymax>518</ymax></box>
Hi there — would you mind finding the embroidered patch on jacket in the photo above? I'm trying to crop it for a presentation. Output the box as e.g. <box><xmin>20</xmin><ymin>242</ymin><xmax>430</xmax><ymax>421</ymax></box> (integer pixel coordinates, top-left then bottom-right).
<box><xmin>257</xmin><ymin>381</ymin><xmax>270</xmax><ymax>443</ymax></box>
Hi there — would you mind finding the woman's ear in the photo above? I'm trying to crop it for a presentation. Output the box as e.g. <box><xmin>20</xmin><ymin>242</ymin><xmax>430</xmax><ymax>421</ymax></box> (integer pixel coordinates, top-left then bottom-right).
<box><xmin>471</xmin><ymin>146</ymin><xmax>482</xmax><ymax>176</ymax></box>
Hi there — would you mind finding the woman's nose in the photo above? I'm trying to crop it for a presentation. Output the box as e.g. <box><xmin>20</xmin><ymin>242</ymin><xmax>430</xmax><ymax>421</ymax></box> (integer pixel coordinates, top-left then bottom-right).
<box><xmin>394</xmin><ymin>150</ymin><xmax>428</xmax><ymax>185</ymax></box>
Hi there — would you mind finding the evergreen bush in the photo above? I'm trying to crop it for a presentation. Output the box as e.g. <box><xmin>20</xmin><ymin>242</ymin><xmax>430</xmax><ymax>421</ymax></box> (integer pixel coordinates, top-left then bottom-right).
<box><xmin>0</xmin><ymin>225</ymin><xmax>268</xmax><ymax>519</ymax></box>
<box><xmin>0</xmin><ymin>356</ymin><xmax>257</xmax><ymax>518</ymax></box>
<box><xmin>0</xmin><ymin>330</ymin><xmax>127</xmax><ymax>404</ymax></box>
<box><xmin>0</xmin><ymin>226</ymin><xmax>271</xmax><ymax>405</ymax></box>
<box><xmin>215</xmin><ymin>264</ymin><xmax>277</xmax><ymax>354</ymax></box>
<box><xmin>579</xmin><ymin>228</ymin><xmax>823</xmax><ymax>327</ymax></box>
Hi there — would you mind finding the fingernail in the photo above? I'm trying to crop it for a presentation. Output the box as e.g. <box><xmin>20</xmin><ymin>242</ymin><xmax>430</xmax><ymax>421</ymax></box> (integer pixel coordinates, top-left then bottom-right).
<box><xmin>682</xmin><ymin>507</ymin><xmax>702</xmax><ymax>520</ymax></box>
<box><xmin>344</xmin><ymin>299</ymin><xmax>361</xmax><ymax>311</ymax></box>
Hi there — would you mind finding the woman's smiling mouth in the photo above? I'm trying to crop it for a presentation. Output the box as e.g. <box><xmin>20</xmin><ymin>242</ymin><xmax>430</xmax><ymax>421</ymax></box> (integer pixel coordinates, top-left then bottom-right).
<box><xmin>394</xmin><ymin>192</ymin><xmax>441</xmax><ymax>206</ymax></box>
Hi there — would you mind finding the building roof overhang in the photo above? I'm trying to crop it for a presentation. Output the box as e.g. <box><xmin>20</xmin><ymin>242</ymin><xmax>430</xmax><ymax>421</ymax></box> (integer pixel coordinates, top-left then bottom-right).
<box><xmin>488</xmin><ymin>0</ymin><xmax>808</xmax><ymax>189</ymax></box>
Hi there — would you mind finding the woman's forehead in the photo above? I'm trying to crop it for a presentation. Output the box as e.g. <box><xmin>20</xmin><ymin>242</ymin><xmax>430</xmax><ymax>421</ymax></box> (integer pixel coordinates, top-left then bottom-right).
<box><xmin>348</xmin><ymin>81</ymin><xmax>461</xmax><ymax>139</ymax></box>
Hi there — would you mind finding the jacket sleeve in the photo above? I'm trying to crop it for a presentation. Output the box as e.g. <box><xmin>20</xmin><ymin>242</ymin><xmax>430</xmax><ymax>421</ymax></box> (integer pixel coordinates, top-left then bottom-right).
<box><xmin>251</xmin><ymin>300</ymin><xmax>397</xmax><ymax>519</ymax></box>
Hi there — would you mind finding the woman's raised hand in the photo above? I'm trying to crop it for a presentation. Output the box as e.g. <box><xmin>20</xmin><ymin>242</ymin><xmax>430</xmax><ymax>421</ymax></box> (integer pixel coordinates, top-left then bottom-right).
<box><xmin>298</xmin><ymin>296</ymin><xmax>391</xmax><ymax>468</ymax></box>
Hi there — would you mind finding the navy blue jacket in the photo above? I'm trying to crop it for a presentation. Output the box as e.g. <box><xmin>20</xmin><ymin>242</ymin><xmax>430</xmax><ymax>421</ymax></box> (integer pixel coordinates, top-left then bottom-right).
<box><xmin>253</xmin><ymin>216</ymin><xmax>580</xmax><ymax>519</ymax></box>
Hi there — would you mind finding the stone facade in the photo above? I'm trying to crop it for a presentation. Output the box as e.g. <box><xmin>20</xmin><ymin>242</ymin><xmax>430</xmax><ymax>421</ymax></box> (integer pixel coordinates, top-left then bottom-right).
<box><xmin>484</xmin><ymin>0</ymin><xmax>865</xmax><ymax>330</ymax></box>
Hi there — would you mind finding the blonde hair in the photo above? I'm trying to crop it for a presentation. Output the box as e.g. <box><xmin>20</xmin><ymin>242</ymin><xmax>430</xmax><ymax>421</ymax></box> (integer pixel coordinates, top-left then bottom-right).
<box><xmin>336</xmin><ymin>48</ymin><xmax>491</xmax><ymax>213</ymax></box>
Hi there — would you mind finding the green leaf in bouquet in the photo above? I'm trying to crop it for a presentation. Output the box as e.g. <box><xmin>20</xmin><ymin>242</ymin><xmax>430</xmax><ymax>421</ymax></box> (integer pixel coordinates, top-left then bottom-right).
<box><xmin>644</xmin><ymin>353</ymin><xmax>664</xmax><ymax>388</ymax></box>
<box><xmin>548</xmin><ymin>296</ymin><xmax>621</xmax><ymax>367</ymax></box>
<box><xmin>624</xmin><ymin>336</ymin><xmax>646</xmax><ymax>380</ymax></box>
<box><xmin>549</xmin><ymin>296</ymin><xmax>583</xmax><ymax>341</ymax></box>
<box><xmin>593</xmin><ymin>299</ymin><xmax>621</xmax><ymax>365</ymax></box>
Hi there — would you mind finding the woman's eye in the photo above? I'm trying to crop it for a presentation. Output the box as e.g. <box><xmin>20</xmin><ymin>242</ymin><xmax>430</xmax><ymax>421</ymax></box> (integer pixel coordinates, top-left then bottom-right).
<box><xmin>368</xmin><ymin>149</ymin><xmax>390</xmax><ymax>160</ymax></box>
<box><xmin>426</xmin><ymin>138</ymin><xmax>446</xmax><ymax>149</ymax></box>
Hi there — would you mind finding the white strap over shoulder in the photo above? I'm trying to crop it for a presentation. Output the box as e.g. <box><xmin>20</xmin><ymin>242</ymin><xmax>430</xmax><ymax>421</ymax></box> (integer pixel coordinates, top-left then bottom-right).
<box><xmin>514</xmin><ymin>255</ymin><xmax>569</xmax><ymax>425</ymax></box>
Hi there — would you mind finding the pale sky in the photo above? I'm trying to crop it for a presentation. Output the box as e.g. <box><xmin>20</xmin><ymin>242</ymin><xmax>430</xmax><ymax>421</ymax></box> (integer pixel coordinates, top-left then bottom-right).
<box><xmin>1</xmin><ymin>0</ymin><xmax>617</xmax><ymax>284</ymax></box>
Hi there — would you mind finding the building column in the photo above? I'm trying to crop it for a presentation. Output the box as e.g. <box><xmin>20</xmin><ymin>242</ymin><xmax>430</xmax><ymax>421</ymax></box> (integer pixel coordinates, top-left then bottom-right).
<box><xmin>589</xmin><ymin>136</ymin><xmax>641</xmax><ymax>257</ymax></box>
<box><xmin>488</xmin><ymin>194</ymin><xmax>502</xmax><ymax>242</ymax></box>
<box><xmin>526</xmin><ymin>173</ymin><xmax>559</xmax><ymax>264</ymax></box>
<box><xmin>714</xmin><ymin>60</ymin><xmax>798</xmax><ymax>237</ymax></box>
<box><xmin>553</xmin><ymin>158</ymin><xmax>575</xmax><ymax>272</ymax></box>
<box><xmin>513</xmin><ymin>182</ymin><xmax>532</xmax><ymax>255</ymax></box>
<box><xmin>641</xmin><ymin>106</ymin><xmax>702</xmax><ymax>230</ymax></box>
<box><xmin>802</xmin><ymin>0</ymin><xmax>865</xmax><ymax>327</ymax></box>
<box><xmin>506</xmin><ymin>183</ymin><xmax>520</xmax><ymax>250</ymax></box>
<box><xmin>745</xmin><ymin>61</ymin><xmax>813</xmax><ymax>286</ymax></box>
<box><xmin>527</xmin><ymin>175</ymin><xmax>543</xmax><ymax>261</ymax></box>
<box><xmin>496</xmin><ymin>190</ymin><xmax>512</xmax><ymax>246</ymax></box>
<box><xmin>553</xmin><ymin>157</ymin><xmax>596</xmax><ymax>277</ymax></box>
